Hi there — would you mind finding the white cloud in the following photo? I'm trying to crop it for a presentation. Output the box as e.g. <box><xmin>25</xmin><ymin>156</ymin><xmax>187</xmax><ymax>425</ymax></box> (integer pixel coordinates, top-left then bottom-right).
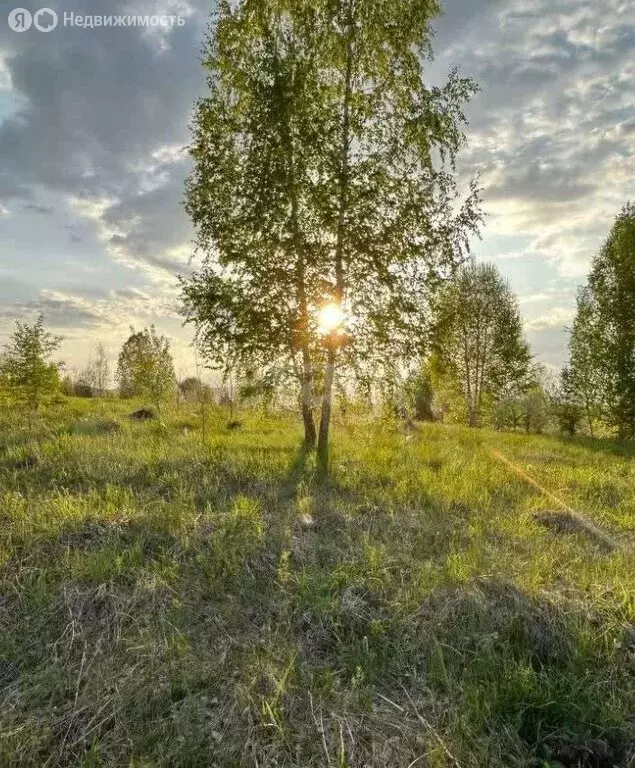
<box><xmin>451</xmin><ymin>0</ymin><xmax>635</xmax><ymax>351</ymax></box>
<box><xmin>525</xmin><ymin>306</ymin><xmax>575</xmax><ymax>331</ymax></box>
<box><xmin>0</xmin><ymin>56</ymin><xmax>12</xmax><ymax>92</ymax></box>
<box><xmin>68</xmin><ymin>196</ymin><xmax>117</xmax><ymax>221</ymax></box>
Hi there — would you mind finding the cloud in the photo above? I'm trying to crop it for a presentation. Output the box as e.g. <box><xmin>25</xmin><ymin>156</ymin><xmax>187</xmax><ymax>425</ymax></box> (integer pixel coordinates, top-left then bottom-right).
<box><xmin>1</xmin><ymin>286</ymin><xmax>181</xmax><ymax>329</ymax></box>
<box><xmin>526</xmin><ymin>325</ymin><xmax>571</xmax><ymax>369</ymax></box>
<box><xmin>442</xmin><ymin>0</ymin><xmax>635</xmax><ymax>284</ymax></box>
<box><xmin>0</xmin><ymin>55</ymin><xmax>12</xmax><ymax>92</ymax></box>
<box><xmin>0</xmin><ymin>0</ymin><xmax>208</xmax><ymax>288</ymax></box>
<box><xmin>525</xmin><ymin>306</ymin><xmax>575</xmax><ymax>332</ymax></box>
<box><xmin>1</xmin><ymin>0</ymin><xmax>634</xmax><ymax>371</ymax></box>
<box><xmin>1</xmin><ymin>286</ymin><xmax>199</xmax><ymax>376</ymax></box>
<box><xmin>518</xmin><ymin>289</ymin><xmax>572</xmax><ymax>305</ymax></box>
<box><xmin>21</xmin><ymin>202</ymin><xmax>55</xmax><ymax>214</ymax></box>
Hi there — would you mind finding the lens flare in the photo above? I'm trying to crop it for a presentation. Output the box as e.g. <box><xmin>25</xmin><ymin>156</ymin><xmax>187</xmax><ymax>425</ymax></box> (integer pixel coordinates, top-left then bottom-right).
<box><xmin>318</xmin><ymin>303</ymin><xmax>344</xmax><ymax>334</ymax></box>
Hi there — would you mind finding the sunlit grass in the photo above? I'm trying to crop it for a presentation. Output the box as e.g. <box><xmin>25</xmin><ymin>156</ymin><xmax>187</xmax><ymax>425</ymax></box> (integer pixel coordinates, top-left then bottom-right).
<box><xmin>0</xmin><ymin>399</ymin><xmax>633</xmax><ymax>766</ymax></box>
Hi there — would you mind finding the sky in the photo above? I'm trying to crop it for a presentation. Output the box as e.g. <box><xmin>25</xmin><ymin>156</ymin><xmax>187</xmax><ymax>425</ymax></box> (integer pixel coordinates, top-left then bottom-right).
<box><xmin>0</xmin><ymin>0</ymin><xmax>633</xmax><ymax>376</ymax></box>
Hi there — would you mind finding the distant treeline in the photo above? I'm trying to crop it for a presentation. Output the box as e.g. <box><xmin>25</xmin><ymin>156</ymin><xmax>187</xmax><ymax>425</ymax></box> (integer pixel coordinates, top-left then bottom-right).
<box><xmin>1</xmin><ymin>205</ymin><xmax>633</xmax><ymax>440</ymax></box>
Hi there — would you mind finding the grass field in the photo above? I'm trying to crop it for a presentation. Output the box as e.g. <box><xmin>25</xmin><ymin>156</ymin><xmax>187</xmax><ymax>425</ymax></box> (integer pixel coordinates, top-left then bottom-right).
<box><xmin>1</xmin><ymin>399</ymin><xmax>634</xmax><ymax>767</ymax></box>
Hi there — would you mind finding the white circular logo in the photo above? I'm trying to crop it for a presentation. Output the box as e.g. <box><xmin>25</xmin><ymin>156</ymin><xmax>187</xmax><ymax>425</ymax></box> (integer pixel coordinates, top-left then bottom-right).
<box><xmin>8</xmin><ymin>8</ymin><xmax>32</xmax><ymax>31</ymax></box>
<box><xmin>34</xmin><ymin>7</ymin><xmax>58</xmax><ymax>31</ymax></box>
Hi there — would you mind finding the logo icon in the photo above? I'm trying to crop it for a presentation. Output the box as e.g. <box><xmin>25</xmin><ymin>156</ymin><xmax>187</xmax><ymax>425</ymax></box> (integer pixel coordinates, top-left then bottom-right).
<box><xmin>8</xmin><ymin>8</ymin><xmax>32</xmax><ymax>31</ymax></box>
<box><xmin>34</xmin><ymin>7</ymin><xmax>58</xmax><ymax>31</ymax></box>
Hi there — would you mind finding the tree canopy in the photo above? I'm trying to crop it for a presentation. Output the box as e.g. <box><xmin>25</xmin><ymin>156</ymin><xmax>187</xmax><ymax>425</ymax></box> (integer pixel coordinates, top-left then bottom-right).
<box><xmin>568</xmin><ymin>203</ymin><xmax>635</xmax><ymax>438</ymax></box>
<box><xmin>431</xmin><ymin>262</ymin><xmax>531</xmax><ymax>427</ymax></box>
<box><xmin>182</xmin><ymin>0</ymin><xmax>482</xmax><ymax>466</ymax></box>
<box><xmin>117</xmin><ymin>326</ymin><xmax>176</xmax><ymax>408</ymax></box>
<box><xmin>0</xmin><ymin>315</ymin><xmax>63</xmax><ymax>415</ymax></box>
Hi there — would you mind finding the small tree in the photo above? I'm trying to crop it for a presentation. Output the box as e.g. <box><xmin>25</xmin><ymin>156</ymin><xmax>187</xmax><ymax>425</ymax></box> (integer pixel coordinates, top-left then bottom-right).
<box><xmin>117</xmin><ymin>326</ymin><xmax>176</xmax><ymax>410</ymax></box>
<box><xmin>551</xmin><ymin>367</ymin><xmax>583</xmax><ymax>436</ymax></box>
<box><xmin>432</xmin><ymin>262</ymin><xmax>531</xmax><ymax>427</ymax></box>
<box><xmin>86</xmin><ymin>342</ymin><xmax>111</xmax><ymax>396</ymax></box>
<box><xmin>493</xmin><ymin>364</ymin><xmax>550</xmax><ymax>434</ymax></box>
<box><xmin>179</xmin><ymin>376</ymin><xmax>214</xmax><ymax>404</ymax></box>
<box><xmin>69</xmin><ymin>371</ymin><xmax>94</xmax><ymax>398</ymax></box>
<box><xmin>567</xmin><ymin>287</ymin><xmax>606</xmax><ymax>437</ymax></box>
<box><xmin>493</xmin><ymin>378</ymin><xmax>528</xmax><ymax>432</ymax></box>
<box><xmin>406</xmin><ymin>362</ymin><xmax>435</xmax><ymax>422</ymax></box>
<box><xmin>0</xmin><ymin>315</ymin><xmax>63</xmax><ymax>420</ymax></box>
<box><xmin>239</xmin><ymin>369</ymin><xmax>278</xmax><ymax>413</ymax></box>
<box><xmin>520</xmin><ymin>382</ymin><xmax>550</xmax><ymax>434</ymax></box>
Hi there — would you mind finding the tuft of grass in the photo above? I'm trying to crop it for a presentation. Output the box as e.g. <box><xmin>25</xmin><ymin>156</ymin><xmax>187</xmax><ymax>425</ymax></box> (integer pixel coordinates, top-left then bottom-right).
<box><xmin>0</xmin><ymin>399</ymin><xmax>633</xmax><ymax>766</ymax></box>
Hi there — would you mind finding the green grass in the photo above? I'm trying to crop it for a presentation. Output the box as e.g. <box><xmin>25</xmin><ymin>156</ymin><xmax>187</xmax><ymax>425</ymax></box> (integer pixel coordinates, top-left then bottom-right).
<box><xmin>0</xmin><ymin>399</ymin><xmax>634</xmax><ymax>767</ymax></box>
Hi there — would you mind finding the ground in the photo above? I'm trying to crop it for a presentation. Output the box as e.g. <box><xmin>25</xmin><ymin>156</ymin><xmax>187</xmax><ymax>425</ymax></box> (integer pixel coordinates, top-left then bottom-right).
<box><xmin>0</xmin><ymin>399</ymin><xmax>634</xmax><ymax>767</ymax></box>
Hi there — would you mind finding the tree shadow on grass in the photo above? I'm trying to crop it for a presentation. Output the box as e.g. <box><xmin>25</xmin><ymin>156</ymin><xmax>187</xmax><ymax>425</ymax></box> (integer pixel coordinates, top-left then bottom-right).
<box><xmin>6</xmin><ymin>435</ymin><xmax>633</xmax><ymax>765</ymax></box>
<box><xmin>553</xmin><ymin>433</ymin><xmax>635</xmax><ymax>460</ymax></box>
<box><xmin>3</xmin><ymin>448</ymin><xmax>633</xmax><ymax>767</ymax></box>
<box><xmin>416</xmin><ymin>580</ymin><xmax>633</xmax><ymax>767</ymax></box>
<box><xmin>288</xmin><ymin>575</ymin><xmax>634</xmax><ymax>767</ymax></box>
<box><xmin>2</xmin><ymin>442</ymin><xmax>319</xmax><ymax>572</ymax></box>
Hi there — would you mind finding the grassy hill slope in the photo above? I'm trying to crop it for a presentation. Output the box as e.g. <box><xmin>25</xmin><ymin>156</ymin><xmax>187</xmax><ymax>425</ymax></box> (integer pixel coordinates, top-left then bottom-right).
<box><xmin>1</xmin><ymin>400</ymin><xmax>634</xmax><ymax>766</ymax></box>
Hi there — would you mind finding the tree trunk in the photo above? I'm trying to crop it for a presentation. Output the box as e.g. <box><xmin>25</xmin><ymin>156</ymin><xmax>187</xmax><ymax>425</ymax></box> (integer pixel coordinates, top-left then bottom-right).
<box><xmin>316</xmin><ymin>0</ymin><xmax>354</xmax><ymax>473</ymax></box>
<box><xmin>317</xmin><ymin>347</ymin><xmax>336</xmax><ymax>470</ymax></box>
<box><xmin>301</xmin><ymin>347</ymin><xmax>317</xmax><ymax>448</ymax></box>
<box><xmin>271</xmin><ymin>34</ymin><xmax>317</xmax><ymax>451</ymax></box>
<box><xmin>302</xmin><ymin>404</ymin><xmax>317</xmax><ymax>448</ymax></box>
<box><xmin>585</xmin><ymin>393</ymin><xmax>595</xmax><ymax>438</ymax></box>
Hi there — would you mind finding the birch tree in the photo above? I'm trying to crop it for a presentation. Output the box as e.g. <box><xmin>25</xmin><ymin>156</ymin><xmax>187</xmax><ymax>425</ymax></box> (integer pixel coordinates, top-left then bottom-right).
<box><xmin>182</xmin><ymin>0</ymin><xmax>482</xmax><ymax>468</ymax></box>
<box><xmin>568</xmin><ymin>287</ymin><xmax>604</xmax><ymax>437</ymax></box>
<box><xmin>116</xmin><ymin>327</ymin><xmax>176</xmax><ymax>410</ymax></box>
<box><xmin>432</xmin><ymin>262</ymin><xmax>531</xmax><ymax>427</ymax></box>
<box><xmin>86</xmin><ymin>342</ymin><xmax>111</xmax><ymax>396</ymax></box>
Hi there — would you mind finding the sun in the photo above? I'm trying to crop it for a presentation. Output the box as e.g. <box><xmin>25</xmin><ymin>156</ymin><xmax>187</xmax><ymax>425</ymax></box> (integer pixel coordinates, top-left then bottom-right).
<box><xmin>318</xmin><ymin>303</ymin><xmax>344</xmax><ymax>334</ymax></box>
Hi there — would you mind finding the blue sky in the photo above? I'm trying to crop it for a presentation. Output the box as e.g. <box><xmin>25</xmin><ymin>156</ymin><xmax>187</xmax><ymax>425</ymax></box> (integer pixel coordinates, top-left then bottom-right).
<box><xmin>1</xmin><ymin>0</ymin><xmax>634</xmax><ymax>375</ymax></box>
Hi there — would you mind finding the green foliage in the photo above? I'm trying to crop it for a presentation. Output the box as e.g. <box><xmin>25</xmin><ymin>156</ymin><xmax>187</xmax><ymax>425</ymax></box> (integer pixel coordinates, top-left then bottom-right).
<box><xmin>493</xmin><ymin>366</ymin><xmax>551</xmax><ymax>434</ymax></box>
<box><xmin>178</xmin><ymin>376</ymin><xmax>213</xmax><ymax>404</ymax></box>
<box><xmin>567</xmin><ymin>287</ymin><xmax>604</xmax><ymax>438</ymax></box>
<box><xmin>432</xmin><ymin>262</ymin><xmax>532</xmax><ymax>427</ymax></box>
<box><xmin>569</xmin><ymin>203</ymin><xmax>635</xmax><ymax>438</ymax></box>
<box><xmin>182</xmin><ymin>0</ymin><xmax>482</xmax><ymax>456</ymax></box>
<box><xmin>0</xmin><ymin>314</ymin><xmax>63</xmax><ymax>414</ymax></box>
<box><xmin>551</xmin><ymin>367</ymin><xmax>583</xmax><ymax>436</ymax></box>
<box><xmin>85</xmin><ymin>342</ymin><xmax>111</xmax><ymax>395</ymax></box>
<box><xmin>406</xmin><ymin>362</ymin><xmax>436</xmax><ymax>421</ymax></box>
<box><xmin>238</xmin><ymin>369</ymin><xmax>279</xmax><ymax>411</ymax></box>
<box><xmin>116</xmin><ymin>326</ymin><xmax>176</xmax><ymax>408</ymax></box>
<box><xmin>520</xmin><ymin>383</ymin><xmax>550</xmax><ymax>434</ymax></box>
<box><xmin>61</xmin><ymin>373</ymin><xmax>94</xmax><ymax>399</ymax></box>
